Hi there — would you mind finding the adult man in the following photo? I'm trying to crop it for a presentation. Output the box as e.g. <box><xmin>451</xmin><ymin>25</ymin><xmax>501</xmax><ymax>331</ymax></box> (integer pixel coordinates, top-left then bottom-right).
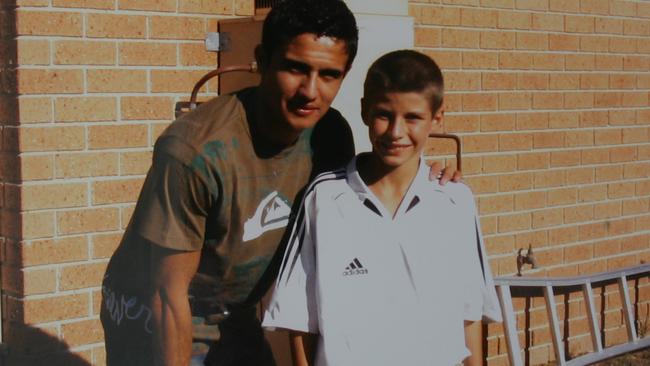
<box><xmin>101</xmin><ymin>1</ymin><xmax>457</xmax><ymax>365</ymax></box>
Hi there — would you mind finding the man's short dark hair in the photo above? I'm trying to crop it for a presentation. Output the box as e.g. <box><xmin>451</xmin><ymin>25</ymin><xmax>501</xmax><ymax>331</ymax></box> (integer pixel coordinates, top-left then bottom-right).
<box><xmin>261</xmin><ymin>0</ymin><xmax>358</xmax><ymax>70</ymax></box>
<box><xmin>363</xmin><ymin>50</ymin><xmax>445</xmax><ymax>112</ymax></box>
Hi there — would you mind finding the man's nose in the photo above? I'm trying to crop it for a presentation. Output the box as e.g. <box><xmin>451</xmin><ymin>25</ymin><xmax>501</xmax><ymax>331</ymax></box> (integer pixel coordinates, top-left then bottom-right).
<box><xmin>298</xmin><ymin>73</ymin><xmax>318</xmax><ymax>100</ymax></box>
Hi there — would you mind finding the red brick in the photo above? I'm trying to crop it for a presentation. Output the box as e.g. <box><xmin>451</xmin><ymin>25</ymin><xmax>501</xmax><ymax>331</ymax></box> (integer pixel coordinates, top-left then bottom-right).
<box><xmin>88</xmin><ymin>124</ymin><xmax>148</xmax><ymax>149</ymax></box>
<box><xmin>461</xmin><ymin>8</ymin><xmax>498</xmax><ymax>28</ymax></box>
<box><xmin>609</xmin><ymin>1</ymin><xmax>636</xmax><ymax>17</ymax></box>
<box><xmin>498</xmin><ymin>212</ymin><xmax>531</xmax><ymax>232</ymax></box>
<box><xmin>596</xmin><ymin>55</ymin><xmax>623</xmax><ymax>71</ymax></box>
<box><xmin>498</xmin><ymin>92</ymin><xmax>531</xmax><ymax>110</ymax></box>
<box><xmin>60</xmin><ymin>262</ymin><xmax>108</xmax><ymax>290</ymax></box>
<box><xmin>17</xmin><ymin>97</ymin><xmax>52</xmax><ymax>124</ymax></box>
<box><xmin>595</xmin><ymin>165</ymin><xmax>623</xmax><ymax>182</ymax></box>
<box><xmin>534</xmin><ymin>170</ymin><xmax>564</xmax><ymax>188</ymax></box>
<box><xmin>499</xmin><ymin>172</ymin><xmax>533</xmax><ymax>191</ymax></box>
<box><xmin>92</xmin><ymin>233</ymin><xmax>122</xmax><ymax>259</ymax></box>
<box><xmin>594</xmin><ymin>201</ymin><xmax>622</xmax><ymax>219</ymax></box>
<box><xmin>55</xmin><ymin>152</ymin><xmax>119</xmax><ymax>178</ymax></box>
<box><xmin>57</xmin><ymin>207</ymin><xmax>120</xmax><ymax>235</ymax></box>
<box><xmin>479</xmin><ymin>194</ymin><xmax>514</xmax><ymax>214</ymax></box>
<box><xmin>52</xmin><ymin>0</ymin><xmax>114</xmax><ymax>8</ymax></box>
<box><xmin>549</xmin><ymin>34</ymin><xmax>579</xmax><ymax>51</ymax></box>
<box><xmin>548</xmin><ymin>226</ymin><xmax>578</xmax><ymax>245</ymax></box>
<box><xmin>579</xmin><ymin>184</ymin><xmax>608</xmax><ymax>202</ymax></box>
<box><xmin>566</xmin><ymin>15</ymin><xmax>595</xmax><ymax>33</ymax></box>
<box><xmin>499</xmin><ymin>133</ymin><xmax>532</xmax><ymax>151</ymax></box>
<box><xmin>462</xmin><ymin>93</ymin><xmax>498</xmax><ymax>111</ymax></box>
<box><xmin>595</xmin><ymin>17</ymin><xmax>623</xmax><ymax>34</ymax></box>
<box><xmin>532</xmin><ymin>208</ymin><xmax>563</xmax><ymax>228</ymax></box>
<box><xmin>515</xmin><ymin>191</ymin><xmax>546</xmax><ymax>210</ymax></box>
<box><xmin>17</xmin><ymin>69</ymin><xmax>83</xmax><ymax>94</ymax></box>
<box><xmin>549</xmin><ymin>111</ymin><xmax>579</xmax><ymax>128</ymax></box>
<box><xmin>150</xmin><ymin>16</ymin><xmax>205</xmax><ymax>40</ymax></box>
<box><xmin>442</xmin><ymin>29</ymin><xmax>480</xmax><ymax>48</ymax></box>
<box><xmin>518</xmin><ymin>152</ymin><xmax>549</xmax><ymax>170</ymax></box>
<box><xmin>498</xmin><ymin>51</ymin><xmax>533</xmax><ymax>69</ymax></box>
<box><xmin>580</xmin><ymin>35</ymin><xmax>609</xmax><ymax>52</ymax></box>
<box><xmin>54</xmin><ymin>40</ymin><xmax>116</xmax><ymax>65</ymax></box>
<box><xmin>550</xmin><ymin>151</ymin><xmax>580</xmax><ymax>167</ymax></box>
<box><xmin>623</xmin><ymin>56</ymin><xmax>649</xmax><ymax>71</ymax></box>
<box><xmin>484</xmin><ymin>235</ymin><xmax>515</xmax><ymax>254</ymax></box>
<box><xmin>610</xmin><ymin>146</ymin><xmax>636</xmax><ymax>163</ymax></box>
<box><xmin>92</xmin><ymin>178</ymin><xmax>144</xmax><ymax>205</ymax></box>
<box><xmin>16</xmin><ymin>39</ymin><xmax>50</xmax><ymax>65</ymax></box>
<box><xmin>497</xmin><ymin>10</ymin><xmax>531</xmax><ymax>29</ymax></box>
<box><xmin>594</xmin><ymin>92</ymin><xmax>622</xmax><ymax>108</ymax></box>
<box><xmin>465</xmin><ymin>176</ymin><xmax>499</xmax><ymax>194</ymax></box>
<box><xmin>531</xmin><ymin>13</ymin><xmax>563</xmax><ymax>31</ymax></box>
<box><xmin>20</xmin><ymin>183</ymin><xmax>87</xmax><ymax>210</ymax></box>
<box><xmin>7</xmin><ymin>293</ymin><xmax>89</xmax><ymax>323</ymax></box>
<box><xmin>564</xmin><ymin>92</ymin><xmax>594</xmax><ymax>109</ymax></box>
<box><xmin>62</xmin><ymin>318</ymin><xmax>104</xmax><ymax>347</ymax></box>
<box><xmin>580</xmin><ymin>110</ymin><xmax>608</xmax><ymax>127</ymax></box>
<box><xmin>516</xmin><ymin>32</ymin><xmax>548</xmax><ymax>50</ymax></box>
<box><xmin>444</xmin><ymin>115</ymin><xmax>480</xmax><ymax>133</ymax></box>
<box><xmin>624</xmin><ymin>162</ymin><xmax>650</xmax><ymax>179</ymax></box>
<box><xmin>549</xmin><ymin>0</ymin><xmax>579</xmax><ymax>12</ymax></box>
<box><xmin>480</xmin><ymin>32</ymin><xmax>516</xmax><ymax>49</ymax></box>
<box><xmin>55</xmin><ymin>97</ymin><xmax>117</xmax><ymax>122</ymax></box>
<box><xmin>151</xmin><ymin>70</ymin><xmax>212</xmax><ymax>93</ymax></box>
<box><xmin>515</xmin><ymin>0</ymin><xmax>548</xmax><ymax>11</ymax></box>
<box><xmin>179</xmin><ymin>0</ymin><xmax>232</xmax><ymax>14</ymax></box>
<box><xmin>566</xmin><ymin>54</ymin><xmax>596</xmax><ymax>71</ymax></box>
<box><xmin>16</xmin><ymin>10</ymin><xmax>82</xmax><ymax>36</ymax></box>
<box><xmin>565</xmin><ymin>243</ymin><xmax>594</xmax><ymax>262</ymax></box>
<box><xmin>623</xmin><ymin>198</ymin><xmax>649</xmax><ymax>216</ymax></box>
<box><xmin>415</xmin><ymin>27</ymin><xmax>441</xmax><ymax>48</ymax></box>
<box><xmin>483</xmin><ymin>155</ymin><xmax>517</xmax><ymax>173</ymax></box>
<box><xmin>533</xmin><ymin>131</ymin><xmax>565</xmax><ymax>149</ymax></box>
<box><xmin>533</xmin><ymin>53</ymin><xmax>564</xmax><ymax>70</ymax></box>
<box><xmin>121</xmin><ymin>97</ymin><xmax>174</xmax><ymax>120</ymax></box>
<box><xmin>19</xmin><ymin>126</ymin><xmax>85</xmax><ymax>152</ymax></box>
<box><xmin>611</xmin><ymin>37</ymin><xmax>638</xmax><ymax>53</ymax></box>
<box><xmin>480</xmin><ymin>114</ymin><xmax>515</xmax><ymax>131</ymax></box>
<box><xmin>179</xmin><ymin>42</ymin><xmax>216</xmax><ymax>66</ymax></box>
<box><xmin>517</xmin><ymin>73</ymin><xmax>548</xmax><ymax>90</ymax></box>
<box><xmin>565</xmin><ymin>205</ymin><xmax>594</xmax><ymax>224</ymax></box>
<box><xmin>119</xmin><ymin>42</ymin><xmax>176</xmax><ymax>66</ymax></box>
<box><xmin>581</xmin><ymin>0</ymin><xmax>609</xmax><ymax>14</ymax></box>
<box><xmin>462</xmin><ymin>51</ymin><xmax>499</xmax><ymax>69</ymax></box>
<box><xmin>61</xmin><ymin>2</ymin><xmax>117</xmax><ymax>29</ymax></box>
<box><xmin>88</xmin><ymin>69</ymin><xmax>147</xmax><ymax>93</ymax></box>
<box><xmin>21</xmin><ymin>155</ymin><xmax>54</xmax><ymax>181</ymax></box>
<box><xmin>119</xmin><ymin>0</ymin><xmax>176</xmax><ymax>11</ymax></box>
<box><xmin>423</xmin><ymin>50</ymin><xmax>462</xmax><ymax>69</ymax></box>
<box><xmin>623</xmin><ymin>19</ymin><xmax>649</xmax><ymax>36</ymax></box>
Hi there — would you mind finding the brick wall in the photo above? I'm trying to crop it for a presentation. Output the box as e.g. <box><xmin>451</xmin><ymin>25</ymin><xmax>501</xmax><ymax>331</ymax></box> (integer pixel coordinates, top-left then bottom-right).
<box><xmin>411</xmin><ymin>0</ymin><xmax>650</xmax><ymax>364</ymax></box>
<box><xmin>1</xmin><ymin>0</ymin><xmax>649</xmax><ymax>365</ymax></box>
<box><xmin>1</xmin><ymin>0</ymin><xmax>251</xmax><ymax>364</ymax></box>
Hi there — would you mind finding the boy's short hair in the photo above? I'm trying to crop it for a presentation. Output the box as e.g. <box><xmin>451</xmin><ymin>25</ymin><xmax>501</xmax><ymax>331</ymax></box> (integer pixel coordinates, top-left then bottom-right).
<box><xmin>261</xmin><ymin>0</ymin><xmax>358</xmax><ymax>70</ymax></box>
<box><xmin>363</xmin><ymin>50</ymin><xmax>444</xmax><ymax>112</ymax></box>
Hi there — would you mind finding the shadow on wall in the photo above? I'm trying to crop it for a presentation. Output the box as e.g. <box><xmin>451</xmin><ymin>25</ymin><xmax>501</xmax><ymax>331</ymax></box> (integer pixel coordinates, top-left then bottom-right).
<box><xmin>3</xmin><ymin>323</ymin><xmax>92</xmax><ymax>365</ymax></box>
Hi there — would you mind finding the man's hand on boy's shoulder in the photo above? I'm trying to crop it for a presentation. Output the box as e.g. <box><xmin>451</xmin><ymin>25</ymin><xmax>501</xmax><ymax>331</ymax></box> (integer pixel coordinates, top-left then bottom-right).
<box><xmin>428</xmin><ymin>161</ymin><xmax>462</xmax><ymax>185</ymax></box>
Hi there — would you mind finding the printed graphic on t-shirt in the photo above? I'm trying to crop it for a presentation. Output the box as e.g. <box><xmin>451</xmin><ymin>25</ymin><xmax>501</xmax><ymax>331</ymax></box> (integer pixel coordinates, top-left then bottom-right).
<box><xmin>243</xmin><ymin>191</ymin><xmax>291</xmax><ymax>241</ymax></box>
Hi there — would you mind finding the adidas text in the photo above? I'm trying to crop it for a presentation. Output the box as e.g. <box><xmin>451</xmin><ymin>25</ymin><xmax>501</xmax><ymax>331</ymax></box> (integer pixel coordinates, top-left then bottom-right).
<box><xmin>343</xmin><ymin>268</ymin><xmax>368</xmax><ymax>276</ymax></box>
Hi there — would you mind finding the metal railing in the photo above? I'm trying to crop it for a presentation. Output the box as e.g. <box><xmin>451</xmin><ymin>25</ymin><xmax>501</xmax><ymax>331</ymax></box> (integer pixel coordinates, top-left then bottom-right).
<box><xmin>494</xmin><ymin>264</ymin><xmax>650</xmax><ymax>366</ymax></box>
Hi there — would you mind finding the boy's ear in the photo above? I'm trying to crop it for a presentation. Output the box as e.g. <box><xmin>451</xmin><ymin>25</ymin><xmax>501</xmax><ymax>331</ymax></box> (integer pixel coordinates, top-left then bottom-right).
<box><xmin>430</xmin><ymin>103</ymin><xmax>445</xmax><ymax>134</ymax></box>
<box><xmin>360</xmin><ymin>97</ymin><xmax>370</xmax><ymax>126</ymax></box>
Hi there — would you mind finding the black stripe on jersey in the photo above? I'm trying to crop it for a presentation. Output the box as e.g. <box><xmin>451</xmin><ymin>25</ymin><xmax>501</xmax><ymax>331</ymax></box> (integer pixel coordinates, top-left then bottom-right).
<box><xmin>277</xmin><ymin>169</ymin><xmax>347</xmax><ymax>284</ymax></box>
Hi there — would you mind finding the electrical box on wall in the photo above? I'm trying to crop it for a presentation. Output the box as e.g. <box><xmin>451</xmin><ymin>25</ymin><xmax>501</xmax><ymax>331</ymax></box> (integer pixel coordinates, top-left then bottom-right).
<box><xmin>217</xmin><ymin>16</ymin><xmax>263</xmax><ymax>94</ymax></box>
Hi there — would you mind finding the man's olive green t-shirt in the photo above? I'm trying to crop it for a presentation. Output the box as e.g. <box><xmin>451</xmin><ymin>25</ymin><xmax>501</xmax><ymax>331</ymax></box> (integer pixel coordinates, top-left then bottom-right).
<box><xmin>103</xmin><ymin>88</ymin><xmax>354</xmax><ymax>318</ymax></box>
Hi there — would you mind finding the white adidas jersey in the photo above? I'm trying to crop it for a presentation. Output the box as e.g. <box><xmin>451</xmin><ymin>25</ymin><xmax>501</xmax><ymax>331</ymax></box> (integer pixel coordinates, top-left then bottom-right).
<box><xmin>263</xmin><ymin>156</ymin><xmax>501</xmax><ymax>366</ymax></box>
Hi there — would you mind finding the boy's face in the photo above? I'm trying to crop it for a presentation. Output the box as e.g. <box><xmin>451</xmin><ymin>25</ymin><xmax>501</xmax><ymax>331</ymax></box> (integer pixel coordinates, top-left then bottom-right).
<box><xmin>257</xmin><ymin>33</ymin><xmax>349</xmax><ymax>137</ymax></box>
<box><xmin>362</xmin><ymin>92</ymin><xmax>443</xmax><ymax>169</ymax></box>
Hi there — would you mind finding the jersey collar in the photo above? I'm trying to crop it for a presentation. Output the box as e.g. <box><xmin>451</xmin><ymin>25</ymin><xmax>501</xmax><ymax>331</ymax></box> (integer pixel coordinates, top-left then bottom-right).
<box><xmin>345</xmin><ymin>154</ymin><xmax>432</xmax><ymax>219</ymax></box>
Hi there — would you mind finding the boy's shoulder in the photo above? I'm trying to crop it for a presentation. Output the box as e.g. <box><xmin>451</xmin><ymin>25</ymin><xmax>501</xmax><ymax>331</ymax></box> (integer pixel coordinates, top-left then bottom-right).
<box><xmin>306</xmin><ymin>168</ymin><xmax>349</xmax><ymax>195</ymax></box>
<box><xmin>426</xmin><ymin>179</ymin><xmax>476</xmax><ymax>211</ymax></box>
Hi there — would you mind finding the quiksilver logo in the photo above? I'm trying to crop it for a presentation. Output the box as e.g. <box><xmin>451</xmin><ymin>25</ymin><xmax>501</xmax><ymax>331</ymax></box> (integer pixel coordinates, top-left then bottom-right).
<box><xmin>343</xmin><ymin>258</ymin><xmax>368</xmax><ymax>276</ymax></box>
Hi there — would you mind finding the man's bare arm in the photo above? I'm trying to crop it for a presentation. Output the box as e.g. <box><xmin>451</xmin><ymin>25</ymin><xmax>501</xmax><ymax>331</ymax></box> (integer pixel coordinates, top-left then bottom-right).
<box><xmin>290</xmin><ymin>331</ymin><xmax>317</xmax><ymax>366</ymax></box>
<box><xmin>150</xmin><ymin>245</ymin><xmax>201</xmax><ymax>366</ymax></box>
<box><xmin>464</xmin><ymin>320</ymin><xmax>483</xmax><ymax>366</ymax></box>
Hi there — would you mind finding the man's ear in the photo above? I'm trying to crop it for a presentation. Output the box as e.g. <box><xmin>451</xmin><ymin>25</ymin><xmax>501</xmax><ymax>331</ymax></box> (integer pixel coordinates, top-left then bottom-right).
<box><xmin>254</xmin><ymin>45</ymin><xmax>266</xmax><ymax>73</ymax></box>
<box><xmin>430</xmin><ymin>102</ymin><xmax>445</xmax><ymax>133</ymax></box>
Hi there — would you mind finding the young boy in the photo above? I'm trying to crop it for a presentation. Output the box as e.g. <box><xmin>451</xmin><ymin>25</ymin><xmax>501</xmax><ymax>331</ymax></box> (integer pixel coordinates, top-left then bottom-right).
<box><xmin>262</xmin><ymin>50</ymin><xmax>501</xmax><ymax>366</ymax></box>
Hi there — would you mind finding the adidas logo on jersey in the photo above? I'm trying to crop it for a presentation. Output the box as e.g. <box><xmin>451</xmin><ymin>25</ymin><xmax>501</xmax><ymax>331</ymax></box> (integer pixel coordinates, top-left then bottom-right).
<box><xmin>342</xmin><ymin>258</ymin><xmax>368</xmax><ymax>276</ymax></box>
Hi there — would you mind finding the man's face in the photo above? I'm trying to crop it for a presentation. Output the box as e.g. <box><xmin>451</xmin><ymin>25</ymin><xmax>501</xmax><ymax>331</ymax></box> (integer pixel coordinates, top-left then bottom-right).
<box><xmin>258</xmin><ymin>33</ymin><xmax>349</xmax><ymax>138</ymax></box>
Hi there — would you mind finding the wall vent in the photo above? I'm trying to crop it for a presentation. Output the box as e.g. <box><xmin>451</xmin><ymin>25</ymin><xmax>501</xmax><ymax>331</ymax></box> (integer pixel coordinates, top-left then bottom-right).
<box><xmin>255</xmin><ymin>0</ymin><xmax>282</xmax><ymax>15</ymax></box>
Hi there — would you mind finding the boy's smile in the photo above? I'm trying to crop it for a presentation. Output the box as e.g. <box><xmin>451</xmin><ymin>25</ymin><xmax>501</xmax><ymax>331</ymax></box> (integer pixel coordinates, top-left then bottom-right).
<box><xmin>363</xmin><ymin>92</ymin><xmax>442</xmax><ymax>171</ymax></box>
